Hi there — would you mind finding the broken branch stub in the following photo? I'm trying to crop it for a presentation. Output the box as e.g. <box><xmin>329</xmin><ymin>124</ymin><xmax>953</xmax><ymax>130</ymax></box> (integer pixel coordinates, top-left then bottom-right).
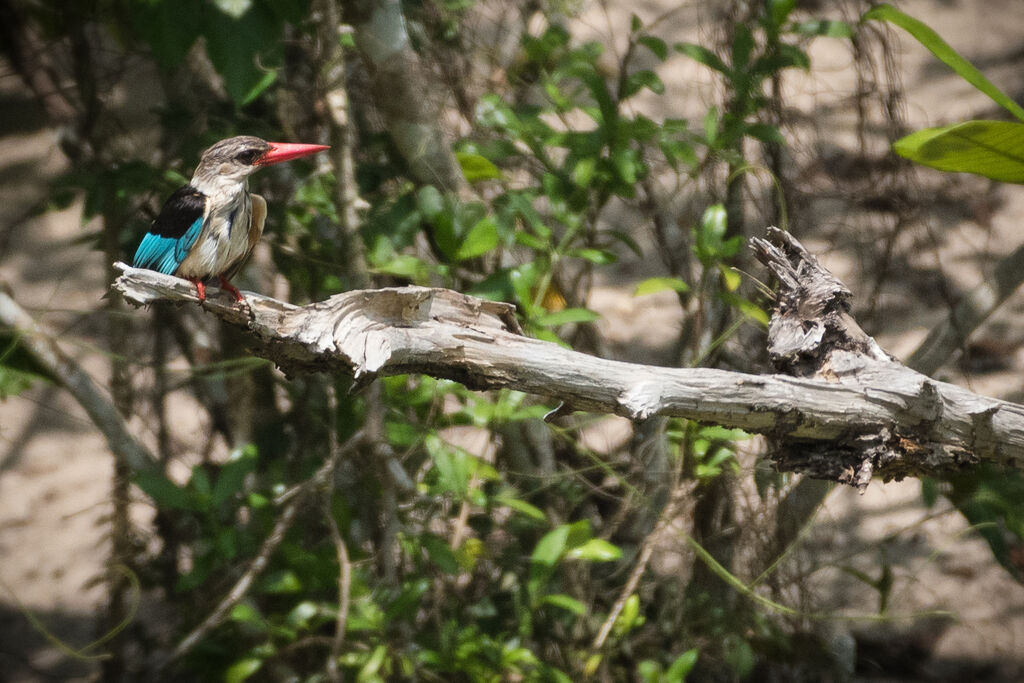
<box><xmin>111</xmin><ymin>229</ymin><xmax>1024</xmax><ymax>488</ymax></box>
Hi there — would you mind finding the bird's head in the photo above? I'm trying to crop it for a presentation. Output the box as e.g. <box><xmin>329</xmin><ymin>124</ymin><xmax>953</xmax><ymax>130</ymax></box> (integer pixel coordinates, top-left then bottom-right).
<box><xmin>194</xmin><ymin>135</ymin><xmax>329</xmax><ymax>188</ymax></box>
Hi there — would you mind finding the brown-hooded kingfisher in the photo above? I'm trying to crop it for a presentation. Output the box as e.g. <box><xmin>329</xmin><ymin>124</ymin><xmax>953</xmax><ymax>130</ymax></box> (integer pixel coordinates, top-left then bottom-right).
<box><xmin>132</xmin><ymin>135</ymin><xmax>329</xmax><ymax>302</ymax></box>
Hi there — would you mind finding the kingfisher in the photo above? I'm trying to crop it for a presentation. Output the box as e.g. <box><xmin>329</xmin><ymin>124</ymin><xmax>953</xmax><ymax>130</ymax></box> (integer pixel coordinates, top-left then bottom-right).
<box><xmin>132</xmin><ymin>135</ymin><xmax>329</xmax><ymax>302</ymax></box>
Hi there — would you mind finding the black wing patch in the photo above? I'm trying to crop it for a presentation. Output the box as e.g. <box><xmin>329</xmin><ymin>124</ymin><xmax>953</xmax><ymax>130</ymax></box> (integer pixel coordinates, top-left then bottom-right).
<box><xmin>151</xmin><ymin>185</ymin><xmax>207</xmax><ymax>238</ymax></box>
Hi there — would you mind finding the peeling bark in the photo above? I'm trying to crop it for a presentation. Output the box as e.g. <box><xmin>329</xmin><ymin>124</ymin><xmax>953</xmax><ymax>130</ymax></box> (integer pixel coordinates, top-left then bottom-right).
<box><xmin>110</xmin><ymin>228</ymin><xmax>1024</xmax><ymax>488</ymax></box>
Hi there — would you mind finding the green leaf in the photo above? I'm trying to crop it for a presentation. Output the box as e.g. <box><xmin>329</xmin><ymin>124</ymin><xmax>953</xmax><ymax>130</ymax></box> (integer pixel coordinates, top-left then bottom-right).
<box><xmin>494</xmin><ymin>494</ymin><xmax>547</xmax><ymax>521</ymax></box>
<box><xmin>262</xmin><ymin>569</ymin><xmax>302</xmax><ymax>594</ymax></box>
<box><xmin>536</xmin><ymin>308</ymin><xmax>600</xmax><ymax>327</ymax></box>
<box><xmin>637</xmin><ymin>660</ymin><xmax>663</xmax><ymax>683</ymax></box>
<box><xmin>422</xmin><ymin>534</ymin><xmax>460</xmax><ymax>574</ymax></box>
<box><xmin>212</xmin><ymin>0</ymin><xmax>253</xmax><ymax>19</ymax></box>
<box><xmin>723</xmin><ymin>636</ymin><xmax>755</xmax><ymax>677</ymax></box>
<box><xmin>744</xmin><ymin>122</ymin><xmax>785</xmax><ymax>144</ymax></box>
<box><xmin>701</xmin><ymin>203</ymin><xmax>728</xmax><ymax>239</ymax></box>
<box><xmin>612</xmin><ymin>147</ymin><xmax>641</xmax><ymax>187</ymax></box>
<box><xmin>767</xmin><ymin>0</ymin><xmax>796</xmax><ymax>29</ymax></box>
<box><xmin>569</xmin><ymin>247</ymin><xmax>617</xmax><ymax>264</ymax></box>
<box><xmin>371</xmin><ymin>254</ymin><xmax>432</xmax><ymax>282</ymax></box>
<box><xmin>572</xmin><ymin>157</ymin><xmax>597</xmax><ymax>188</ymax></box>
<box><xmin>665</xmin><ymin>649</ymin><xmax>699</xmax><ymax>682</ymax></box>
<box><xmin>203</xmin><ymin>2</ymin><xmax>284</xmax><ymax>104</ymax></box>
<box><xmin>634</xmin><ymin>277</ymin><xmax>690</xmax><ymax>296</ymax></box>
<box><xmin>731</xmin><ymin>24</ymin><xmax>754</xmax><ymax>70</ymax></box>
<box><xmin>229</xmin><ymin>603</ymin><xmax>263</xmax><ymax>625</ymax></box>
<box><xmin>455</xmin><ymin>215</ymin><xmax>499</xmax><ymax>260</ymax></box>
<box><xmin>135</xmin><ymin>471</ymin><xmax>195</xmax><ymax>511</ymax></box>
<box><xmin>532</xmin><ymin>525</ymin><xmax>570</xmax><ymax>568</ymax></box>
<box><xmin>564</xmin><ymin>538</ymin><xmax>622</xmax><ymax>562</ymax></box>
<box><xmin>790</xmin><ymin>19</ymin><xmax>853</xmax><ymax>38</ymax></box>
<box><xmin>225</xmin><ymin>658</ymin><xmax>263</xmax><ymax>683</ymax></box>
<box><xmin>638</xmin><ymin>36</ymin><xmax>668</xmax><ymax>60</ymax></box>
<box><xmin>541</xmin><ymin>594</ymin><xmax>586</xmax><ymax>615</ymax></box>
<box><xmin>211</xmin><ymin>447</ymin><xmax>257</xmax><ymax>507</ymax></box>
<box><xmin>863</xmin><ymin>4</ymin><xmax>1024</xmax><ymax>122</ymax></box>
<box><xmin>240</xmin><ymin>69</ymin><xmax>277</xmax><ymax>106</ymax></box>
<box><xmin>675</xmin><ymin>43</ymin><xmax>730</xmax><ymax>76</ymax></box>
<box><xmin>416</xmin><ymin>185</ymin><xmax>444</xmax><ymax>220</ymax></box>
<box><xmin>613</xmin><ymin>594</ymin><xmax>642</xmax><ymax>636</ymax></box>
<box><xmin>0</xmin><ymin>365</ymin><xmax>40</xmax><ymax>398</ymax></box>
<box><xmin>456</xmin><ymin>151</ymin><xmax>503</xmax><ymax>182</ymax></box>
<box><xmin>622</xmin><ymin>70</ymin><xmax>665</xmax><ymax>98</ymax></box>
<box><xmin>358</xmin><ymin>644</ymin><xmax>388</xmax><ymax>681</ymax></box>
<box><xmin>286</xmin><ymin>601</ymin><xmax>319</xmax><ymax>629</ymax></box>
<box><xmin>892</xmin><ymin>120</ymin><xmax>1024</xmax><ymax>183</ymax></box>
<box><xmin>608</xmin><ymin>229</ymin><xmax>644</xmax><ymax>258</ymax></box>
<box><xmin>718</xmin><ymin>264</ymin><xmax>741</xmax><ymax>292</ymax></box>
<box><xmin>129</xmin><ymin>0</ymin><xmax>202</xmax><ymax>67</ymax></box>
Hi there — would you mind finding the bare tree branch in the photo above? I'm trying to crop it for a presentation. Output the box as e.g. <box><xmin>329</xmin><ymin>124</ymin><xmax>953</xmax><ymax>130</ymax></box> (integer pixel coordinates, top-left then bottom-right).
<box><xmin>341</xmin><ymin>0</ymin><xmax>469</xmax><ymax>196</ymax></box>
<box><xmin>0</xmin><ymin>286</ymin><xmax>159</xmax><ymax>474</ymax></box>
<box><xmin>907</xmin><ymin>240</ymin><xmax>1024</xmax><ymax>376</ymax></box>
<box><xmin>110</xmin><ymin>228</ymin><xmax>1024</xmax><ymax>487</ymax></box>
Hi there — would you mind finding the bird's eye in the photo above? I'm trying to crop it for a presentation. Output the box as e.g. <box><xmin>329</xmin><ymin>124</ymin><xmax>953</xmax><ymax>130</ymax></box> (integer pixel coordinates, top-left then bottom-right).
<box><xmin>235</xmin><ymin>149</ymin><xmax>261</xmax><ymax>165</ymax></box>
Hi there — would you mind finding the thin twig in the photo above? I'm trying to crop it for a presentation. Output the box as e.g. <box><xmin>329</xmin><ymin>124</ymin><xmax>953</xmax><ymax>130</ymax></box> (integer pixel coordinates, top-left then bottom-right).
<box><xmin>590</xmin><ymin>481</ymin><xmax>694</xmax><ymax>653</ymax></box>
<box><xmin>323</xmin><ymin>494</ymin><xmax>351</xmax><ymax>682</ymax></box>
<box><xmin>323</xmin><ymin>382</ymin><xmax>352</xmax><ymax>682</ymax></box>
<box><xmin>165</xmin><ymin>430</ymin><xmax>364</xmax><ymax>666</ymax></box>
<box><xmin>0</xmin><ymin>285</ymin><xmax>159</xmax><ymax>474</ymax></box>
<box><xmin>167</xmin><ymin>496</ymin><xmax>300</xmax><ymax>663</ymax></box>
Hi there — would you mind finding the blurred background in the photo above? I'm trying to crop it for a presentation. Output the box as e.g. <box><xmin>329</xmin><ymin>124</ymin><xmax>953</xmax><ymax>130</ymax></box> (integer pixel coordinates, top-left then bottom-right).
<box><xmin>2</xmin><ymin>0</ymin><xmax>1024</xmax><ymax>680</ymax></box>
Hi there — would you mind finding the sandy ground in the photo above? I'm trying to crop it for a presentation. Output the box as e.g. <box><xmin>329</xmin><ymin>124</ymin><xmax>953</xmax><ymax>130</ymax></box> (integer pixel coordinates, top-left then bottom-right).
<box><xmin>2</xmin><ymin>1</ymin><xmax>1024</xmax><ymax>681</ymax></box>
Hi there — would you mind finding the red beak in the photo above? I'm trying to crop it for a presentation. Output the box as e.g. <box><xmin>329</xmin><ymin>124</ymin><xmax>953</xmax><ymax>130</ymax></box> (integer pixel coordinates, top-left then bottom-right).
<box><xmin>257</xmin><ymin>141</ymin><xmax>330</xmax><ymax>166</ymax></box>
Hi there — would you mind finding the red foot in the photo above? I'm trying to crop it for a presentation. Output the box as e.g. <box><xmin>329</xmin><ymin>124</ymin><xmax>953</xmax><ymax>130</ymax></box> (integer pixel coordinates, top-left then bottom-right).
<box><xmin>188</xmin><ymin>278</ymin><xmax>207</xmax><ymax>302</ymax></box>
<box><xmin>218</xmin><ymin>276</ymin><xmax>244</xmax><ymax>302</ymax></box>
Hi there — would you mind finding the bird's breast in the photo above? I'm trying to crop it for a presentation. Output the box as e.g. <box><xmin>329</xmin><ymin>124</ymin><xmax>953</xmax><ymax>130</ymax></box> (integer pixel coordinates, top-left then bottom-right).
<box><xmin>176</xmin><ymin>193</ymin><xmax>253</xmax><ymax>278</ymax></box>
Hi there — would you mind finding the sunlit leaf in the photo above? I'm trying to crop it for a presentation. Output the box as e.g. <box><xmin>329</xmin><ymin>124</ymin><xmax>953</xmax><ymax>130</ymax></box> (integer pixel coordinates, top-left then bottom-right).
<box><xmin>456</xmin><ymin>152</ymin><xmax>503</xmax><ymax>182</ymax></box>
<box><xmin>212</xmin><ymin>0</ymin><xmax>252</xmax><ymax>19</ymax></box>
<box><xmin>634</xmin><ymin>277</ymin><xmax>690</xmax><ymax>296</ymax></box>
<box><xmin>225</xmin><ymin>658</ymin><xmax>263</xmax><ymax>683</ymax></box>
<box><xmin>542</xmin><ymin>593</ymin><xmax>586</xmax><ymax>615</ymax></box>
<box><xmin>892</xmin><ymin>120</ymin><xmax>1024</xmax><ymax>183</ymax></box>
<box><xmin>565</xmin><ymin>538</ymin><xmax>622</xmax><ymax>562</ymax></box>
<box><xmin>718</xmin><ymin>264</ymin><xmax>741</xmax><ymax>292</ymax></box>
<box><xmin>569</xmin><ymin>247</ymin><xmax>617</xmax><ymax>264</ymax></box>
<box><xmin>230</xmin><ymin>603</ymin><xmax>263</xmax><ymax>625</ymax></box>
<box><xmin>456</xmin><ymin>216</ymin><xmax>499</xmax><ymax>260</ymax></box>
<box><xmin>262</xmin><ymin>569</ymin><xmax>302</xmax><ymax>594</ymax></box>
<box><xmin>531</xmin><ymin>525</ymin><xmax>569</xmax><ymax>568</ymax></box>
<box><xmin>665</xmin><ymin>649</ymin><xmax>700</xmax><ymax>682</ymax></box>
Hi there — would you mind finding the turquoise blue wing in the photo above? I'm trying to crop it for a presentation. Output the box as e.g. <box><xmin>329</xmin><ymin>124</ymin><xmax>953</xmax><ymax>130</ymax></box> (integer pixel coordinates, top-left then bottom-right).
<box><xmin>132</xmin><ymin>217</ymin><xmax>203</xmax><ymax>275</ymax></box>
<box><xmin>132</xmin><ymin>185</ymin><xmax>207</xmax><ymax>275</ymax></box>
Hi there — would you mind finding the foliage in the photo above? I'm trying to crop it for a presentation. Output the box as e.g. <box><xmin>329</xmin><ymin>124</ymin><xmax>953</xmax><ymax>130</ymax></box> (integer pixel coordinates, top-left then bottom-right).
<box><xmin>863</xmin><ymin>3</ymin><xmax>1024</xmax><ymax>182</ymax></box>
<box><xmin>4</xmin><ymin>0</ymin><xmax>993</xmax><ymax>681</ymax></box>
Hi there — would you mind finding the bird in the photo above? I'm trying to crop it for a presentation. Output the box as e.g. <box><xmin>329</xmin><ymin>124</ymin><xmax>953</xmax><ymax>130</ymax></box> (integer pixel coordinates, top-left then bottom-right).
<box><xmin>132</xmin><ymin>135</ymin><xmax>329</xmax><ymax>302</ymax></box>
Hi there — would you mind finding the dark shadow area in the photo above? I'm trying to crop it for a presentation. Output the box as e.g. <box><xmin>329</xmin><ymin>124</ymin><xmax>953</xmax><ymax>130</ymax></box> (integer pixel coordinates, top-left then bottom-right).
<box><xmin>0</xmin><ymin>85</ymin><xmax>49</xmax><ymax>138</ymax></box>
<box><xmin>0</xmin><ymin>603</ymin><xmax>99</xmax><ymax>682</ymax></box>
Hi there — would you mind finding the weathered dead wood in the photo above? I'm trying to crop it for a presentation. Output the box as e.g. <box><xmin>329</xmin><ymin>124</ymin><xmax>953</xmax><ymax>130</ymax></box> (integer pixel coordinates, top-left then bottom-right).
<box><xmin>109</xmin><ymin>229</ymin><xmax>1024</xmax><ymax>488</ymax></box>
